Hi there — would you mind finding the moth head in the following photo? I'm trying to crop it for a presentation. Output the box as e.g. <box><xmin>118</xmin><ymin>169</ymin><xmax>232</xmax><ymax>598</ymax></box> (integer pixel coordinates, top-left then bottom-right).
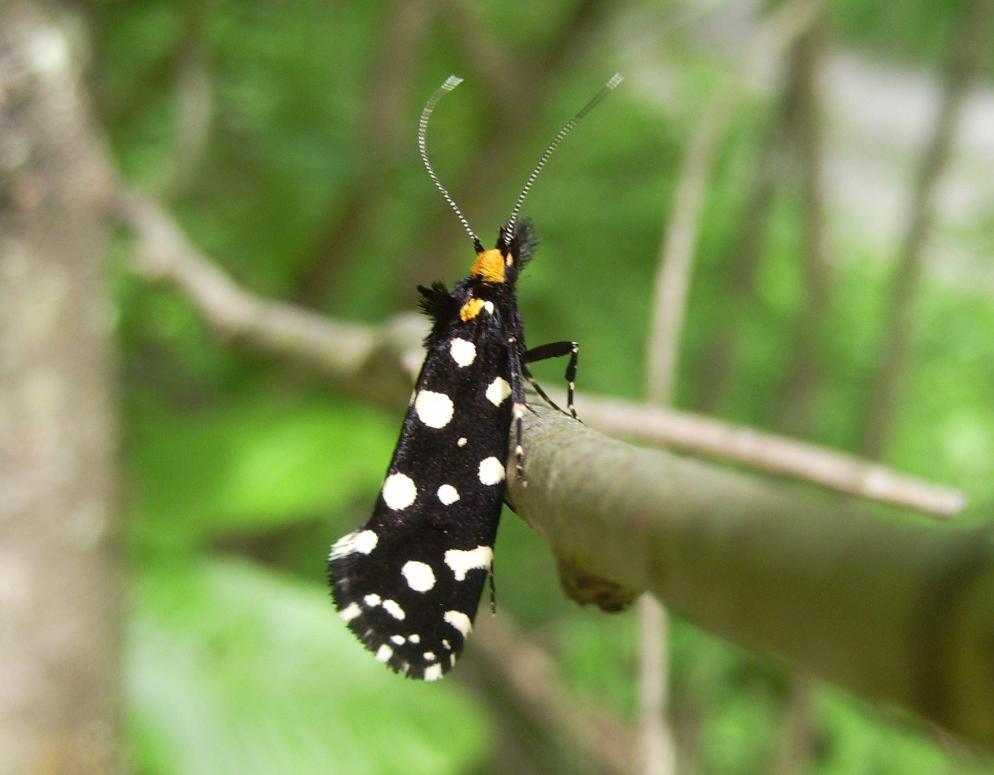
<box><xmin>468</xmin><ymin>220</ymin><xmax>536</xmax><ymax>286</ymax></box>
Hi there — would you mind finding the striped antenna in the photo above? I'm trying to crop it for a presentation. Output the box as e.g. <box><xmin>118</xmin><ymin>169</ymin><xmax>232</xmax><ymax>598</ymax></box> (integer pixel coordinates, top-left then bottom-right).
<box><xmin>418</xmin><ymin>75</ymin><xmax>482</xmax><ymax>251</ymax></box>
<box><xmin>504</xmin><ymin>73</ymin><xmax>624</xmax><ymax>247</ymax></box>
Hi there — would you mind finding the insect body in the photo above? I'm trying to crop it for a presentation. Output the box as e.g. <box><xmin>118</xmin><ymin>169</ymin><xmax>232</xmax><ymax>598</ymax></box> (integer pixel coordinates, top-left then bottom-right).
<box><xmin>328</xmin><ymin>74</ymin><xmax>621</xmax><ymax>680</ymax></box>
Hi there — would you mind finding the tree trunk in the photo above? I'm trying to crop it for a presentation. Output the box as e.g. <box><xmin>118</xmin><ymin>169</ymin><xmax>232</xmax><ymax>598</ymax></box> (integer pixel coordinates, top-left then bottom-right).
<box><xmin>0</xmin><ymin>2</ymin><xmax>122</xmax><ymax>773</ymax></box>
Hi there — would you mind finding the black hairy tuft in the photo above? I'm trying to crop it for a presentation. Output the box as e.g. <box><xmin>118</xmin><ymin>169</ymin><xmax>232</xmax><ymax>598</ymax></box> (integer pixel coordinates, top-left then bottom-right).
<box><xmin>417</xmin><ymin>282</ymin><xmax>459</xmax><ymax>333</ymax></box>
<box><xmin>510</xmin><ymin>219</ymin><xmax>537</xmax><ymax>267</ymax></box>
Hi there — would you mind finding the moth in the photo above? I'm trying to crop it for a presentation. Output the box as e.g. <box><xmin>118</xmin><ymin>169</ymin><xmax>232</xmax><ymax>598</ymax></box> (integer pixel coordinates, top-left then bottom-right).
<box><xmin>328</xmin><ymin>74</ymin><xmax>622</xmax><ymax>680</ymax></box>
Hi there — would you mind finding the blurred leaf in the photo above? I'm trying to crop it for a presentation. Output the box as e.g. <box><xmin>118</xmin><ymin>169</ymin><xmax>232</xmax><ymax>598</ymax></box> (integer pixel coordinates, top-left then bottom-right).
<box><xmin>128</xmin><ymin>558</ymin><xmax>490</xmax><ymax>775</ymax></box>
<box><xmin>130</xmin><ymin>394</ymin><xmax>398</xmax><ymax>549</ymax></box>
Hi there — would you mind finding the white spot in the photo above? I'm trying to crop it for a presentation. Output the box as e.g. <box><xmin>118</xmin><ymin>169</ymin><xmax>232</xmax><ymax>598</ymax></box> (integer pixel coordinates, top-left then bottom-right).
<box><xmin>424</xmin><ymin>664</ymin><xmax>443</xmax><ymax>681</ymax></box>
<box><xmin>383</xmin><ymin>599</ymin><xmax>405</xmax><ymax>620</ymax></box>
<box><xmin>415</xmin><ymin>390</ymin><xmax>454</xmax><ymax>428</ymax></box>
<box><xmin>449</xmin><ymin>338</ymin><xmax>477</xmax><ymax>367</ymax></box>
<box><xmin>513</xmin><ymin>403</ymin><xmax>526</xmax><ymax>419</ymax></box>
<box><xmin>424</xmin><ymin>651</ymin><xmax>437</xmax><ymax>661</ymax></box>
<box><xmin>486</xmin><ymin>377</ymin><xmax>512</xmax><ymax>407</ymax></box>
<box><xmin>478</xmin><ymin>456</ymin><xmax>505</xmax><ymax>486</ymax></box>
<box><xmin>390</xmin><ymin>634</ymin><xmax>406</xmax><ymax>645</ymax></box>
<box><xmin>339</xmin><ymin>603</ymin><xmax>361</xmax><ymax>622</ymax></box>
<box><xmin>450</xmin><ymin>653</ymin><xmax>457</xmax><ymax>667</ymax></box>
<box><xmin>401</xmin><ymin>560</ymin><xmax>436</xmax><ymax>592</ymax></box>
<box><xmin>437</xmin><ymin>484</ymin><xmax>460</xmax><ymax>505</ymax></box>
<box><xmin>330</xmin><ymin>529</ymin><xmax>378</xmax><ymax>560</ymax></box>
<box><xmin>444</xmin><ymin>610</ymin><xmax>472</xmax><ymax>637</ymax></box>
<box><xmin>355</xmin><ymin>530</ymin><xmax>378</xmax><ymax>553</ymax></box>
<box><xmin>409</xmin><ymin>634</ymin><xmax>421</xmax><ymax>644</ymax></box>
<box><xmin>483</xmin><ymin>301</ymin><xmax>495</xmax><ymax>314</ymax></box>
<box><xmin>442</xmin><ymin>639</ymin><xmax>451</xmax><ymax>650</ymax></box>
<box><xmin>376</xmin><ymin>644</ymin><xmax>393</xmax><ymax>663</ymax></box>
<box><xmin>457</xmin><ymin>437</ymin><xmax>467</xmax><ymax>447</ymax></box>
<box><xmin>382</xmin><ymin>473</ymin><xmax>417</xmax><ymax>510</ymax></box>
<box><xmin>363</xmin><ymin>593</ymin><xmax>381</xmax><ymax>607</ymax></box>
<box><xmin>444</xmin><ymin>545</ymin><xmax>494</xmax><ymax>581</ymax></box>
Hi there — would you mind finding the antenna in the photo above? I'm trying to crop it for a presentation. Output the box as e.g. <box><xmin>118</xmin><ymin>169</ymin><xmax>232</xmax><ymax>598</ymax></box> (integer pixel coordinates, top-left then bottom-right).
<box><xmin>418</xmin><ymin>75</ymin><xmax>482</xmax><ymax>252</ymax></box>
<box><xmin>504</xmin><ymin>73</ymin><xmax>623</xmax><ymax>247</ymax></box>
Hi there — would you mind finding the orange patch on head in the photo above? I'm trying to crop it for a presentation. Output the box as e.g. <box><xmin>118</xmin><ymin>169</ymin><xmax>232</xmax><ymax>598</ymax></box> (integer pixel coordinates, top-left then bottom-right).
<box><xmin>459</xmin><ymin>298</ymin><xmax>485</xmax><ymax>321</ymax></box>
<box><xmin>470</xmin><ymin>249</ymin><xmax>505</xmax><ymax>283</ymax></box>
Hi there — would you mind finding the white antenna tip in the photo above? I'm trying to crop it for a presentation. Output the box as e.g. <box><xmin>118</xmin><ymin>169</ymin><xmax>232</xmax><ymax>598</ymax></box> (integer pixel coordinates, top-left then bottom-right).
<box><xmin>606</xmin><ymin>73</ymin><xmax>624</xmax><ymax>90</ymax></box>
<box><xmin>442</xmin><ymin>75</ymin><xmax>464</xmax><ymax>91</ymax></box>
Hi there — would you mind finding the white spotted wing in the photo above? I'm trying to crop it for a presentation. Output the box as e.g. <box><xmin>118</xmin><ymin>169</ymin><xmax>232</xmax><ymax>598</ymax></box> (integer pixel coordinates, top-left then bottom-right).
<box><xmin>328</xmin><ymin>288</ymin><xmax>512</xmax><ymax>680</ymax></box>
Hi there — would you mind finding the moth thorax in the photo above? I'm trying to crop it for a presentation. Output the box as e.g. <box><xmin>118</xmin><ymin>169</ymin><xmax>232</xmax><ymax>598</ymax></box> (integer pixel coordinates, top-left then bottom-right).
<box><xmin>470</xmin><ymin>249</ymin><xmax>506</xmax><ymax>284</ymax></box>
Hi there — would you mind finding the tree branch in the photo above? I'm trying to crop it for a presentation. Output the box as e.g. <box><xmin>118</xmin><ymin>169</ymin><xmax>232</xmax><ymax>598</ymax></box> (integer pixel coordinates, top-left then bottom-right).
<box><xmin>508</xmin><ymin>406</ymin><xmax>994</xmax><ymax>749</ymax></box>
<box><xmin>115</xmin><ymin>191</ymin><xmax>964</xmax><ymax>518</ymax></box>
<box><xmin>578</xmin><ymin>395</ymin><xmax>963</xmax><ymax>517</ymax></box>
<box><xmin>115</xmin><ymin>191</ymin><xmax>423</xmax><ymax>406</ymax></box>
<box><xmin>859</xmin><ymin>0</ymin><xmax>994</xmax><ymax>458</ymax></box>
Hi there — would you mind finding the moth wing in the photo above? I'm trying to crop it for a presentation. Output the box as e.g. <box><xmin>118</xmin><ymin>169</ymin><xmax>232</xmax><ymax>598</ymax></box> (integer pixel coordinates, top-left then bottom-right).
<box><xmin>329</xmin><ymin>314</ymin><xmax>512</xmax><ymax>679</ymax></box>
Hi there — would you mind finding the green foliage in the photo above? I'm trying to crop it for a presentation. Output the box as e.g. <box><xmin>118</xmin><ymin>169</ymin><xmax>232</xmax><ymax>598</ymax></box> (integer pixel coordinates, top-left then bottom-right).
<box><xmin>830</xmin><ymin>0</ymin><xmax>985</xmax><ymax>68</ymax></box>
<box><xmin>129</xmin><ymin>559</ymin><xmax>489</xmax><ymax>774</ymax></box>
<box><xmin>92</xmin><ymin>0</ymin><xmax>994</xmax><ymax>771</ymax></box>
<box><xmin>129</xmin><ymin>392</ymin><xmax>398</xmax><ymax>550</ymax></box>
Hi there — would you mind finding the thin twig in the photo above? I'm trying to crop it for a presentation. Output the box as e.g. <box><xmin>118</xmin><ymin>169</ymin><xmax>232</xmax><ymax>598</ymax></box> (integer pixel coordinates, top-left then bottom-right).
<box><xmin>768</xmin><ymin>11</ymin><xmax>831</xmax><ymax>773</ymax></box>
<box><xmin>694</xmin><ymin>107</ymin><xmax>785</xmax><ymax>414</ymax></box>
<box><xmin>114</xmin><ymin>191</ymin><xmax>965</xmax><ymax>518</ymax></box>
<box><xmin>292</xmin><ymin>0</ymin><xmax>435</xmax><ymax>307</ymax></box>
<box><xmin>636</xmin><ymin>595</ymin><xmax>675</xmax><ymax>775</ymax></box>
<box><xmin>771</xmin><ymin>12</ymin><xmax>831</xmax><ymax>436</ymax></box>
<box><xmin>437</xmin><ymin>0</ymin><xmax>524</xmax><ymax>115</ymax></box>
<box><xmin>578</xmin><ymin>394</ymin><xmax>964</xmax><ymax>517</ymax></box>
<box><xmin>859</xmin><ymin>0</ymin><xmax>994</xmax><ymax>458</ymax></box>
<box><xmin>114</xmin><ymin>191</ymin><xmax>421</xmax><ymax>406</ymax></box>
<box><xmin>467</xmin><ymin>615</ymin><xmax>637</xmax><ymax>775</ymax></box>
<box><xmin>645</xmin><ymin>0</ymin><xmax>824</xmax><ymax>402</ymax></box>
<box><xmin>163</xmin><ymin>4</ymin><xmax>212</xmax><ymax>198</ymax></box>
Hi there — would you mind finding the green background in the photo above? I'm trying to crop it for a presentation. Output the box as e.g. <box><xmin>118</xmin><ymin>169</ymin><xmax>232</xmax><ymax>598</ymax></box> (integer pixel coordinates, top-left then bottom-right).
<box><xmin>91</xmin><ymin>0</ymin><xmax>994</xmax><ymax>772</ymax></box>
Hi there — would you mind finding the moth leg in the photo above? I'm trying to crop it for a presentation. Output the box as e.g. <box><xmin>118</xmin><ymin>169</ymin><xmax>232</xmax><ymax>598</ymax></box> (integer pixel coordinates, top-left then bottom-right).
<box><xmin>522</xmin><ymin>364</ymin><xmax>565</xmax><ymax>414</ymax></box>
<box><xmin>507</xmin><ymin>344</ymin><xmax>529</xmax><ymax>486</ymax></box>
<box><xmin>524</xmin><ymin>340</ymin><xmax>580</xmax><ymax>419</ymax></box>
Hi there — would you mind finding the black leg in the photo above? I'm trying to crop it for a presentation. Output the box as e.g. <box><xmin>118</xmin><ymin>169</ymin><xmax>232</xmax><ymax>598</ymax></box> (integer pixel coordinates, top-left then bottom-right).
<box><xmin>522</xmin><ymin>364</ymin><xmax>564</xmax><ymax>413</ymax></box>
<box><xmin>507</xmin><ymin>343</ymin><xmax>529</xmax><ymax>486</ymax></box>
<box><xmin>524</xmin><ymin>340</ymin><xmax>580</xmax><ymax>419</ymax></box>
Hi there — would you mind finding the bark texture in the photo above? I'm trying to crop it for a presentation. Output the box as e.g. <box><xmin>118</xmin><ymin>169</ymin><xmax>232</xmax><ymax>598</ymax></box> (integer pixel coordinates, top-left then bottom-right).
<box><xmin>509</xmin><ymin>407</ymin><xmax>994</xmax><ymax>749</ymax></box>
<box><xmin>0</xmin><ymin>3</ymin><xmax>122</xmax><ymax>773</ymax></box>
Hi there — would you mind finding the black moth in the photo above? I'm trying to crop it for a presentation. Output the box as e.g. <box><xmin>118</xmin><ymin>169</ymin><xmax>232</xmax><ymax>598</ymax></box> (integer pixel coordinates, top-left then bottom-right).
<box><xmin>328</xmin><ymin>74</ymin><xmax>622</xmax><ymax>680</ymax></box>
